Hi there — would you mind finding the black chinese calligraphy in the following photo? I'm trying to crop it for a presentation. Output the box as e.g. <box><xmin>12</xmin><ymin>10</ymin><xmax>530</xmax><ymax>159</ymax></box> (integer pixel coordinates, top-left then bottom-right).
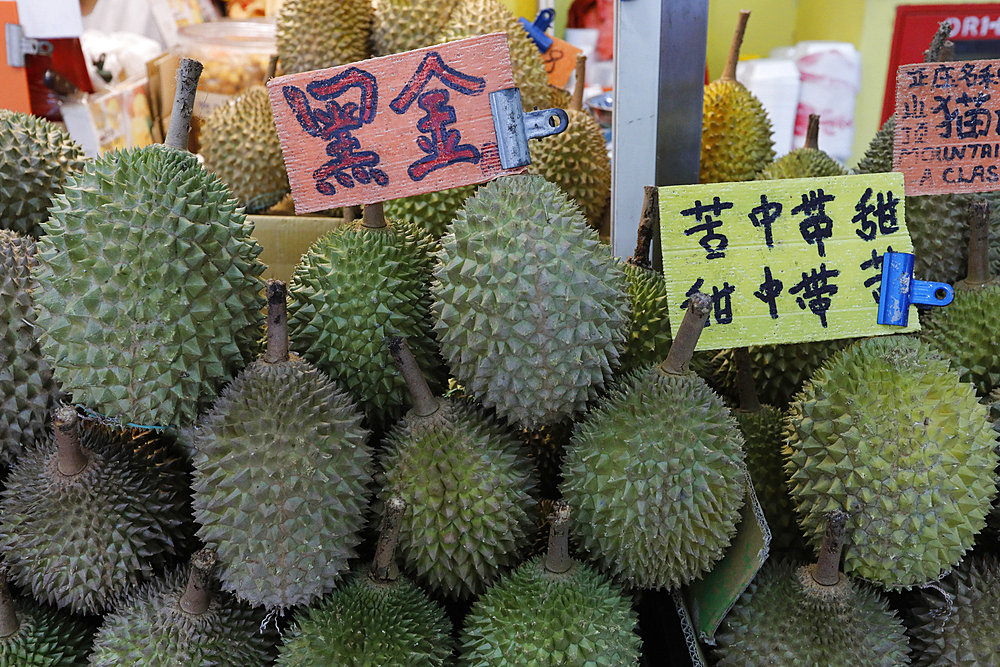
<box><xmin>682</xmin><ymin>278</ymin><xmax>735</xmax><ymax>326</ymax></box>
<box><xmin>852</xmin><ymin>188</ymin><xmax>900</xmax><ymax>241</ymax></box>
<box><xmin>681</xmin><ymin>197</ymin><xmax>733</xmax><ymax>260</ymax></box>
<box><xmin>792</xmin><ymin>189</ymin><xmax>835</xmax><ymax>257</ymax></box>
<box><xmin>789</xmin><ymin>263</ymin><xmax>840</xmax><ymax>327</ymax></box>
<box><xmin>754</xmin><ymin>266</ymin><xmax>783</xmax><ymax>319</ymax></box>
<box><xmin>860</xmin><ymin>246</ymin><xmax>893</xmax><ymax>304</ymax></box>
<box><xmin>748</xmin><ymin>194</ymin><xmax>782</xmax><ymax>248</ymax></box>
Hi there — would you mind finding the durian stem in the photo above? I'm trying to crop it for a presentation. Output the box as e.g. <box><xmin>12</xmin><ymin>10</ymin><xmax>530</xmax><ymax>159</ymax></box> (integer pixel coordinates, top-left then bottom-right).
<box><xmin>370</xmin><ymin>496</ymin><xmax>406</xmax><ymax>583</ymax></box>
<box><xmin>362</xmin><ymin>201</ymin><xmax>387</xmax><ymax>229</ymax></box>
<box><xmin>165</xmin><ymin>57</ymin><xmax>204</xmax><ymax>151</ymax></box>
<box><xmin>544</xmin><ymin>500</ymin><xmax>573</xmax><ymax>574</ymax></box>
<box><xmin>628</xmin><ymin>185</ymin><xmax>658</xmax><ymax>270</ymax></box>
<box><xmin>659</xmin><ymin>292</ymin><xmax>712</xmax><ymax>375</ymax></box>
<box><xmin>965</xmin><ymin>200</ymin><xmax>992</xmax><ymax>286</ymax></box>
<box><xmin>344</xmin><ymin>205</ymin><xmax>360</xmax><ymax>224</ymax></box>
<box><xmin>721</xmin><ymin>10</ymin><xmax>750</xmax><ymax>81</ymax></box>
<box><xmin>734</xmin><ymin>347</ymin><xmax>761</xmax><ymax>412</ymax></box>
<box><xmin>570</xmin><ymin>54</ymin><xmax>586</xmax><ymax>113</ymax></box>
<box><xmin>180</xmin><ymin>548</ymin><xmax>218</xmax><ymax>615</ymax></box>
<box><xmin>811</xmin><ymin>510</ymin><xmax>848</xmax><ymax>586</ymax></box>
<box><xmin>388</xmin><ymin>336</ymin><xmax>439</xmax><ymax>417</ymax></box>
<box><xmin>266</xmin><ymin>54</ymin><xmax>278</xmax><ymax>81</ymax></box>
<box><xmin>0</xmin><ymin>571</ymin><xmax>19</xmax><ymax>639</ymax></box>
<box><xmin>54</xmin><ymin>405</ymin><xmax>88</xmax><ymax>476</ymax></box>
<box><xmin>805</xmin><ymin>114</ymin><xmax>820</xmax><ymax>150</ymax></box>
<box><xmin>924</xmin><ymin>21</ymin><xmax>954</xmax><ymax>63</ymax></box>
<box><xmin>265</xmin><ymin>279</ymin><xmax>290</xmax><ymax>363</ymax></box>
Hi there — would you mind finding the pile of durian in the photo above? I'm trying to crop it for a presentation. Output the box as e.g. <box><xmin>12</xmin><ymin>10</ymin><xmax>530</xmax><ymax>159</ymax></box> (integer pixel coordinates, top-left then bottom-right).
<box><xmin>1</xmin><ymin>6</ymin><xmax>1000</xmax><ymax>666</ymax></box>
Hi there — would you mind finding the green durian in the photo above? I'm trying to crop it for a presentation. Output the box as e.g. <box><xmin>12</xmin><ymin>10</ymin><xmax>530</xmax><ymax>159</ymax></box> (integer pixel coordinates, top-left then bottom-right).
<box><xmin>433</xmin><ymin>174</ymin><xmax>630</xmax><ymax>429</ymax></box>
<box><xmin>288</xmin><ymin>204</ymin><xmax>444</xmax><ymax>428</ymax></box>
<box><xmin>88</xmin><ymin>549</ymin><xmax>277</xmax><ymax>666</ymax></box>
<box><xmin>0</xmin><ymin>110</ymin><xmax>85</xmax><ymax>237</ymax></box>
<box><xmin>785</xmin><ymin>336</ymin><xmax>998</xmax><ymax>588</ymax></box>
<box><xmin>460</xmin><ymin>502</ymin><xmax>642</xmax><ymax>667</ymax></box>
<box><xmin>276</xmin><ymin>0</ymin><xmax>372</xmax><ymax>75</ymax></box>
<box><xmin>32</xmin><ymin>145</ymin><xmax>265</xmax><ymax>428</ymax></box>
<box><xmin>372</xmin><ymin>0</ymin><xmax>458</xmax><ymax>56</ymax></box>
<box><xmin>700</xmin><ymin>11</ymin><xmax>775</xmax><ymax>183</ymax></box>
<box><xmin>0</xmin><ymin>407</ymin><xmax>194</xmax><ymax>615</ymax></box>
<box><xmin>200</xmin><ymin>86</ymin><xmax>290</xmax><ymax>213</ymax></box>
<box><xmin>0</xmin><ymin>573</ymin><xmax>93</xmax><ymax>666</ymax></box>
<box><xmin>383</xmin><ymin>184</ymin><xmax>477</xmax><ymax>239</ymax></box>
<box><xmin>0</xmin><ymin>230</ymin><xmax>61</xmax><ymax>464</ymax></box>
<box><xmin>757</xmin><ymin>114</ymin><xmax>847</xmax><ymax>180</ymax></box>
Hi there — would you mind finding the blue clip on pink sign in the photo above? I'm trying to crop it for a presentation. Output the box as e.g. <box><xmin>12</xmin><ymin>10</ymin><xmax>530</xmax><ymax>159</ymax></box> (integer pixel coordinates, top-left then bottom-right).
<box><xmin>877</xmin><ymin>251</ymin><xmax>954</xmax><ymax>326</ymax></box>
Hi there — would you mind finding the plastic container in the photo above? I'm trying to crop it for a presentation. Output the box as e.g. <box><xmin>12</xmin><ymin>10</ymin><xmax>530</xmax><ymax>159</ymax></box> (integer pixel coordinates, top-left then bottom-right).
<box><xmin>736</xmin><ymin>58</ymin><xmax>801</xmax><ymax>159</ymax></box>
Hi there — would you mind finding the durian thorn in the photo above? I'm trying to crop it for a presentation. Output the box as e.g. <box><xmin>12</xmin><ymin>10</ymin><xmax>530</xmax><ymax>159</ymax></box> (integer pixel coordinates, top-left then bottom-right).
<box><xmin>180</xmin><ymin>548</ymin><xmax>218</xmax><ymax>615</ymax></box>
<box><xmin>734</xmin><ymin>347</ymin><xmax>761</xmax><ymax>412</ymax></box>
<box><xmin>923</xmin><ymin>21</ymin><xmax>954</xmax><ymax>63</ymax></box>
<box><xmin>570</xmin><ymin>54</ymin><xmax>587</xmax><ymax>113</ymax></box>
<box><xmin>805</xmin><ymin>114</ymin><xmax>820</xmax><ymax>150</ymax></box>
<box><xmin>164</xmin><ymin>57</ymin><xmax>204</xmax><ymax>151</ymax></box>
<box><xmin>266</xmin><ymin>54</ymin><xmax>278</xmax><ymax>81</ymax></box>
<box><xmin>963</xmin><ymin>200</ymin><xmax>992</xmax><ymax>287</ymax></box>
<box><xmin>54</xmin><ymin>405</ymin><xmax>88</xmax><ymax>476</ymax></box>
<box><xmin>265</xmin><ymin>279</ymin><xmax>290</xmax><ymax>363</ymax></box>
<box><xmin>362</xmin><ymin>201</ymin><xmax>387</xmax><ymax>229</ymax></box>
<box><xmin>721</xmin><ymin>10</ymin><xmax>751</xmax><ymax>81</ymax></box>
<box><xmin>627</xmin><ymin>185</ymin><xmax>658</xmax><ymax>271</ymax></box>
<box><xmin>370</xmin><ymin>496</ymin><xmax>406</xmax><ymax>584</ymax></box>
<box><xmin>544</xmin><ymin>499</ymin><xmax>573</xmax><ymax>574</ymax></box>
<box><xmin>812</xmin><ymin>510</ymin><xmax>848</xmax><ymax>586</ymax></box>
<box><xmin>388</xmin><ymin>336</ymin><xmax>439</xmax><ymax>416</ymax></box>
<box><xmin>660</xmin><ymin>292</ymin><xmax>711</xmax><ymax>375</ymax></box>
<box><xmin>0</xmin><ymin>568</ymin><xmax>19</xmax><ymax>639</ymax></box>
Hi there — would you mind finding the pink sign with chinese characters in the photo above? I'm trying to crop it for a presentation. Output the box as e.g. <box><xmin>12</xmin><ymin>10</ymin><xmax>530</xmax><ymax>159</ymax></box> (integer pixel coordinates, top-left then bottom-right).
<box><xmin>268</xmin><ymin>33</ymin><xmax>526</xmax><ymax>214</ymax></box>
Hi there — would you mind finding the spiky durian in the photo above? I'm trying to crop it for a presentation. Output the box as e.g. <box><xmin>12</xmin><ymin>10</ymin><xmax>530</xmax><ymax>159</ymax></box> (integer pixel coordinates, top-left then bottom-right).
<box><xmin>372</xmin><ymin>0</ymin><xmax>458</xmax><ymax>56</ymax></box>
<box><xmin>276</xmin><ymin>0</ymin><xmax>372</xmax><ymax>75</ymax></box>
<box><xmin>31</xmin><ymin>145</ymin><xmax>265</xmax><ymax>428</ymax></box>
<box><xmin>383</xmin><ymin>184</ymin><xmax>477</xmax><ymax>239</ymax></box>
<box><xmin>88</xmin><ymin>549</ymin><xmax>277</xmax><ymax>666</ymax></box>
<box><xmin>200</xmin><ymin>86</ymin><xmax>290</xmax><ymax>213</ymax></box>
<box><xmin>0</xmin><ymin>230</ymin><xmax>61</xmax><ymax>464</ymax></box>
<box><xmin>0</xmin><ymin>110</ymin><xmax>85</xmax><ymax>237</ymax></box>
<box><xmin>0</xmin><ymin>407</ymin><xmax>194</xmax><ymax>615</ymax></box>
<box><xmin>785</xmin><ymin>336</ymin><xmax>998</xmax><ymax>588</ymax></box>
<box><xmin>758</xmin><ymin>114</ymin><xmax>847</xmax><ymax>180</ymax></box>
<box><xmin>619</xmin><ymin>262</ymin><xmax>672</xmax><ymax>375</ymax></box>
<box><xmin>0</xmin><ymin>572</ymin><xmax>93</xmax><ymax>666</ymax></box>
<box><xmin>433</xmin><ymin>174</ymin><xmax>630</xmax><ymax>429</ymax></box>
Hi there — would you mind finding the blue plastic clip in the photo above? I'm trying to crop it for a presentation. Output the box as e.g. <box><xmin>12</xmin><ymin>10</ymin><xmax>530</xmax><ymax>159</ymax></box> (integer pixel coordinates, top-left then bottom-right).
<box><xmin>877</xmin><ymin>251</ymin><xmax>954</xmax><ymax>326</ymax></box>
<box><xmin>518</xmin><ymin>8</ymin><xmax>555</xmax><ymax>53</ymax></box>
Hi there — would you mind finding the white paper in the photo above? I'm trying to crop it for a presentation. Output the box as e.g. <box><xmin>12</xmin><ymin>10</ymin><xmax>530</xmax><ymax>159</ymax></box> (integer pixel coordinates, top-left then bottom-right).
<box><xmin>15</xmin><ymin>0</ymin><xmax>83</xmax><ymax>39</ymax></box>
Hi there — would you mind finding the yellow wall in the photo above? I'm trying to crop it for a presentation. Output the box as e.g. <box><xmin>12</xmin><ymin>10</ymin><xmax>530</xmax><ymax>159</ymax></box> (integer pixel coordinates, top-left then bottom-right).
<box><xmin>706</xmin><ymin>0</ymin><xmax>798</xmax><ymax>80</ymax></box>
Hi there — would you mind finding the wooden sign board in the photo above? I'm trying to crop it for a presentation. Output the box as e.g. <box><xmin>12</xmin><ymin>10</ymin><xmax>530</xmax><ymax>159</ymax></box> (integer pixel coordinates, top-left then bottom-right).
<box><xmin>542</xmin><ymin>36</ymin><xmax>583</xmax><ymax>89</ymax></box>
<box><xmin>894</xmin><ymin>58</ymin><xmax>1000</xmax><ymax>196</ymax></box>
<box><xmin>268</xmin><ymin>33</ymin><xmax>525</xmax><ymax>214</ymax></box>
<box><xmin>660</xmin><ymin>173</ymin><xmax>917</xmax><ymax>352</ymax></box>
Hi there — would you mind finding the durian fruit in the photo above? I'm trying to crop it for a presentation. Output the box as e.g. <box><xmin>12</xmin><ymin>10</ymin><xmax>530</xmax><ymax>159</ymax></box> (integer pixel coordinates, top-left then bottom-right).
<box><xmin>378</xmin><ymin>337</ymin><xmax>537</xmax><ymax>600</ymax></box>
<box><xmin>757</xmin><ymin>114</ymin><xmax>847</xmax><ymax>180</ymax></box>
<box><xmin>0</xmin><ymin>569</ymin><xmax>93</xmax><ymax>666</ymax></box>
<box><xmin>908</xmin><ymin>555</ymin><xmax>1000</xmax><ymax>667</ymax></box>
<box><xmin>560</xmin><ymin>293</ymin><xmax>747</xmax><ymax>589</ymax></box>
<box><xmin>433</xmin><ymin>174</ymin><xmax>630</xmax><ymax>430</ymax></box>
<box><xmin>784</xmin><ymin>335</ymin><xmax>999</xmax><ymax>588</ymax></box>
<box><xmin>0</xmin><ymin>110</ymin><xmax>86</xmax><ymax>237</ymax></box>
<box><xmin>191</xmin><ymin>281</ymin><xmax>373</xmax><ymax>610</ymax></box>
<box><xmin>276</xmin><ymin>0</ymin><xmax>372</xmax><ymax>75</ymax></box>
<box><xmin>0</xmin><ymin>406</ymin><xmax>194</xmax><ymax>615</ymax></box>
<box><xmin>714</xmin><ymin>513</ymin><xmax>910</xmax><ymax>666</ymax></box>
<box><xmin>548</xmin><ymin>84</ymin><xmax>572</xmax><ymax>109</ymax></box>
<box><xmin>442</xmin><ymin>0</ymin><xmax>549</xmax><ymax>111</ymax></box>
<box><xmin>288</xmin><ymin>202</ymin><xmax>445</xmax><ymax>428</ymax></box>
<box><xmin>31</xmin><ymin>65</ymin><xmax>266</xmax><ymax>428</ymax></box>
<box><xmin>700</xmin><ymin>10</ymin><xmax>775</xmax><ymax>183</ymax></box>
<box><xmin>88</xmin><ymin>548</ymin><xmax>278</xmax><ymax>666</ymax></box>
<box><xmin>921</xmin><ymin>200</ymin><xmax>1000</xmax><ymax>396</ymax></box>
<box><xmin>528</xmin><ymin>55</ymin><xmax>611</xmax><ymax>228</ymax></box>
<box><xmin>383</xmin><ymin>184</ymin><xmax>477</xmax><ymax>239</ymax></box>
<box><xmin>276</xmin><ymin>497</ymin><xmax>454</xmax><ymax>666</ymax></box>
<box><xmin>200</xmin><ymin>85</ymin><xmax>290</xmax><ymax>213</ymax></box>
<box><xmin>0</xmin><ymin>230</ymin><xmax>61</xmax><ymax>464</ymax></box>
<box><xmin>460</xmin><ymin>501</ymin><xmax>642</xmax><ymax>667</ymax></box>
<box><xmin>372</xmin><ymin>0</ymin><xmax>458</xmax><ymax>56</ymax></box>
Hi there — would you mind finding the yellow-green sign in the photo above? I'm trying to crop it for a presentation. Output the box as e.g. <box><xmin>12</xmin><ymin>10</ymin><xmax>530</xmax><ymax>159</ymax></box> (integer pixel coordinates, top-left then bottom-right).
<box><xmin>660</xmin><ymin>173</ymin><xmax>917</xmax><ymax>351</ymax></box>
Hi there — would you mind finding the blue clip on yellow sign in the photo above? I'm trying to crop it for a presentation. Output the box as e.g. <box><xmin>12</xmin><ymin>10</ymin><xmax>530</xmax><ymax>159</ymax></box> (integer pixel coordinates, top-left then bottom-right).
<box><xmin>877</xmin><ymin>251</ymin><xmax>954</xmax><ymax>326</ymax></box>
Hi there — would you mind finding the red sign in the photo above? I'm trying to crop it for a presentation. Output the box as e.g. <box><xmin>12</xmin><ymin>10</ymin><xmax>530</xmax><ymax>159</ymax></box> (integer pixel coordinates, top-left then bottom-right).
<box><xmin>542</xmin><ymin>37</ymin><xmax>583</xmax><ymax>89</ymax></box>
<box><xmin>268</xmin><ymin>33</ymin><xmax>525</xmax><ymax>214</ymax></box>
<box><xmin>0</xmin><ymin>2</ymin><xmax>31</xmax><ymax>113</ymax></box>
<box><xmin>893</xmin><ymin>59</ymin><xmax>1000</xmax><ymax>196</ymax></box>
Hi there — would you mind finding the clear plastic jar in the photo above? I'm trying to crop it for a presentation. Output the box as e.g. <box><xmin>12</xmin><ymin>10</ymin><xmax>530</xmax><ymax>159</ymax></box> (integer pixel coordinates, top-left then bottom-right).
<box><xmin>173</xmin><ymin>19</ymin><xmax>276</xmax><ymax>106</ymax></box>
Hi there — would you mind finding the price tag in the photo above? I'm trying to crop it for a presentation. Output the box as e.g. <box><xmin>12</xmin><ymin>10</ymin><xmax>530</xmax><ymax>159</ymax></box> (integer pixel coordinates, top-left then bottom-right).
<box><xmin>894</xmin><ymin>58</ymin><xmax>1000</xmax><ymax>195</ymax></box>
<box><xmin>268</xmin><ymin>33</ymin><xmax>526</xmax><ymax>214</ymax></box>
<box><xmin>542</xmin><ymin>37</ymin><xmax>583</xmax><ymax>89</ymax></box>
<box><xmin>660</xmin><ymin>173</ymin><xmax>917</xmax><ymax>351</ymax></box>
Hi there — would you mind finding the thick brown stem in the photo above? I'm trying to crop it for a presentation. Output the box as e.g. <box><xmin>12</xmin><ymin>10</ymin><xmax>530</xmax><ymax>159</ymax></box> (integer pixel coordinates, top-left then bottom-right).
<box><xmin>388</xmin><ymin>337</ymin><xmax>439</xmax><ymax>417</ymax></box>
<box><xmin>180</xmin><ymin>548</ymin><xmax>217</xmax><ymax>615</ymax></box>
<box><xmin>628</xmin><ymin>186</ymin><xmax>658</xmax><ymax>270</ymax></box>
<box><xmin>265</xmin><ymin>280</ymin><xmax>290</xmax><ymax>363</ymax></box>
<box><xmin>721</xmin><ymin>10</ymin><xmax>750</xmax><ymax>81</ymax></box>
<box><xmin>370</xmin><ymin>496</ymin><xmax>406</xmax><ymax>583</ymax></box>
<box><xmin>811</xmin><ymin>511</ymin><xmax>848</xmax><ymax>586</ymax></box>
<box><xmin>0</xmin><ymin>571</ymin><xmax>19</xmax><ymax>639</ymax></box>
<box><xmin>660</xmin><ymin>292</ymin><xmax>712</xmax><ymax>375</ymax></box>
<box><xmin>965</xmin><ymin>200</ymin><xmax>991</xmax><ymax>286</ymax></box>
<box><xmin>54</xmin><ymin>405</ymin><xmax>88</xmax><ymax>476</ymax></box>
<box><xmin>570</xmin><ymin>54</ymin><xmax>586</xmax><ymax>113</ymax></box>
<box><xmin>734</xmin><ymin>347</ymin><xmax>761</xmax><ymax>412</ymax></box>
<box><xmin>924</xmin><ymin>21</ymin><xmax>954</xmax><ymax>63</ymax></box>
<box><xmin>544</xmin><ymin>500</ymin><xmax>572</xmax><ymax>574</ymax></box>
<box><xmin>266</xmin><ymin>54</ymin><xmax>278</xmax><ymax>81</ymax></box>
<box><xmin>805</xmin><ymin>114</ymin><xmax>820</xmax><ymax>150</ymax></box>
<box><xmin>165</xmin><ymin>58</ymin><xmax>204</xmax><ymax>151</ymax></box>
<box><xmin>362</xmin><ymin>201</ymin><xmax>386</xmax><ymax>229</ymax></box>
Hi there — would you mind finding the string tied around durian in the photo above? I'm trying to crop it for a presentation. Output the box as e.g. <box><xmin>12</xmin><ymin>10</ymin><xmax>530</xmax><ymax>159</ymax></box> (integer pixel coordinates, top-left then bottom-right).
<box><xmin>54</xmin><ymin>404</ymin><xmax>88</xmax><ymax>477</ymax></box>
<box><xmin>544</xmin><ymin>500</ymin><xmax>573</xmax><ymax>575</ymax></box>
<box><xmin>810</xmin><ymin>510</ymin><xmax>848</xmax><ymax>586</ymax></box>
<box><xmin>388</xmin><ymin>336</ymin><xmax>440</xmax><ymax>417</ymax></box>
<box><xmin>165</xmin><ymin>57</ymin><xmax>204</xmax><ymax>151</ymax></box>
<box><xmin>180</xmin><ymin>548</ymin><xmax>218</xmax><ymax>616</ymax></box>
<box><xmin>659</xmin><ymin>292</ymin><xmax>711</xmax><ymax>375</ymax></box>
<box><xmin>370</xmin><ymin>496</ymin><xmax>406</xmax><ymax>584</ymax></box>
<box><xmin>0</xmin><ymin>566</ymin><xmax>19</xmax><ymax>639</ymax></box>
<box><xmin>265</xmin><ymin>279</ymin><xmax>290</xmax><ymax>363</ymax></box>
